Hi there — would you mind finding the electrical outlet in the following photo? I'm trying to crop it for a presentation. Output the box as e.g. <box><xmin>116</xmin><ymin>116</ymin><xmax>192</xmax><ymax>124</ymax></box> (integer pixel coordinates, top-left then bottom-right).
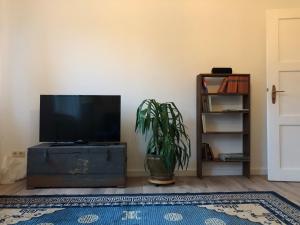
<box><xmin>12</xmin><ymin>151</ymin><xmax>26</xmax><ymax>158</ymax></box>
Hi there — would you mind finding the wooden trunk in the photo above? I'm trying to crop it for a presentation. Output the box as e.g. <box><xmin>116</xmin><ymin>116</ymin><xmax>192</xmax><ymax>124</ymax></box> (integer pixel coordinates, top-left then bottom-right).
<box><xmin>27</xmin><ymin>143</ymin><xmax>127</xmax><ymax>188</ymax></box>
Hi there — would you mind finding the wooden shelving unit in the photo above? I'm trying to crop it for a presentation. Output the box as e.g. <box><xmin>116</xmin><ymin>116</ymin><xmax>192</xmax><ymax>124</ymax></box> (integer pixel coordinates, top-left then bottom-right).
<box><xmin>196</xmin><ymin>73</ymin><xmax>250</xmax><ymax>178</ymax></box>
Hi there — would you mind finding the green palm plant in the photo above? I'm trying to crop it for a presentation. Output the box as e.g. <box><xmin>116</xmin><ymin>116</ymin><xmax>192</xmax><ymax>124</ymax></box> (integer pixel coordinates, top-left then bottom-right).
<box><xmin>135</xmin><ymin>99</ymin><xmax>191</xmax><ymax>174</ymax></box>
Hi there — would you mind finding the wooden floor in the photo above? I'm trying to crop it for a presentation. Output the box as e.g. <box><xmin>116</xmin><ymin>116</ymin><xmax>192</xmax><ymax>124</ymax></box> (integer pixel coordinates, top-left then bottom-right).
<box><xmin>0</xmin><ymin>176</ymin><xmax>299</xmax><ymax>205</ymax></box>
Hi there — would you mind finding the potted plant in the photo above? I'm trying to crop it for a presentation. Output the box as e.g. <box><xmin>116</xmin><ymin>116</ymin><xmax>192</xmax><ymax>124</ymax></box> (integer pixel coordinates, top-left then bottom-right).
<box><xmin>135</xmin><ymin>99</ymin><xmax>191</xmax><ymax>185</ymax></box>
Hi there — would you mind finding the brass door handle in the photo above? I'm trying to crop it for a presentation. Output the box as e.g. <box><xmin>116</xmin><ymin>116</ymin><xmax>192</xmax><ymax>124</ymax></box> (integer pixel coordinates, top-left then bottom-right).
<box><xmin>272</xmin><ymin>85</ymin><xmax>285</xmax><ymax>104</ymax></box>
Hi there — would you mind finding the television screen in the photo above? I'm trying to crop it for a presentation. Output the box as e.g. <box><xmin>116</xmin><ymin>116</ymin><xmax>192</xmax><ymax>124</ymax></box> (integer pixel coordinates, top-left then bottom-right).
<box><xmin>40</xmin><ymin>95</ymin><xmax>120</xmax><ymax>142</ymax></box>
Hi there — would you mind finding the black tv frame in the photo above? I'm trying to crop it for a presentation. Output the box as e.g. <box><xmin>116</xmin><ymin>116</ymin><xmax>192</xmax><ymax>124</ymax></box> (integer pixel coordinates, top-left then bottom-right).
<box><xmin>39</xmin><ymin>95</ymin><xmax>121</xmax><ymax>144</ymax></box>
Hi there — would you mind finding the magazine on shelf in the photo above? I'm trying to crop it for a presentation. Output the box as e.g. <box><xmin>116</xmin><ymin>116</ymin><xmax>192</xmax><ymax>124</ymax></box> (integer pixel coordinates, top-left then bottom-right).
<box><xmin>219</xmin><ymin>153</ymin><xmax>250</xmax><ymax>161</ymax></box>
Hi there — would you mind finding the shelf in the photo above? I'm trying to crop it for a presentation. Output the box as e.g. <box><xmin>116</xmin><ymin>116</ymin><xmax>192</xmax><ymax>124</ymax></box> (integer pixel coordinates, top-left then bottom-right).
<box><xmin>202</xmin><ymin>93</ymin><xmax>248</xmax><ymax>96</ymax></box>
<box><xmin>202</xmin><ymin>110</ymin><xmax>249</xmax><ymax>114</ymax></box>
<box><xmin>203</xmin><ymin>158</ymin><xmax>250</xmax><ymax>163</ymax></box>
<box><xmin>199</xmin><ymin>74</ymin><xmax>250</xmax><ymax>78</ymax></box>
<box><xmin>202</xmin><ymin>131</ymin><xmax>248</xmax><ymax>135</ymax></box>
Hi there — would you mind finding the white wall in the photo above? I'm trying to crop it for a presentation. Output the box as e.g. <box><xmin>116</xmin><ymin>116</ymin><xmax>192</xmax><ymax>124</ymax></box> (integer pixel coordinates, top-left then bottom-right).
<box><xmin>0</xmin><ymin>0</ymin><xmax>7</xmax><ymax>160</ymax></box>
<box><xmin>1</xmin><ymin>0</ymin><xmax>300</xmax><ymax>180</ymax></box>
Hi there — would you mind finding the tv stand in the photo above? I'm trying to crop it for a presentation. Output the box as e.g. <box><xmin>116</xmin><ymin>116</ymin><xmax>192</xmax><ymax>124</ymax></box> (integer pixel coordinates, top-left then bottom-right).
<box><xmin>27</xmin><ymin>142</ymin><xmax>127</xmax><ymax>188</ymax></box>
<box><xmin>50</xmin><ymin>142</ymin><xmax>76</xmax><ymax>147</ymax></box>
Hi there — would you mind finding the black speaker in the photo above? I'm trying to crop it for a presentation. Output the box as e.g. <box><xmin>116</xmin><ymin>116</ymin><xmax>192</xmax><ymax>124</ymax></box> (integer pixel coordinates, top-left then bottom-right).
<box><xmin>211</xmin><ymin>67</ymin><xmax>232</xmax><ymax>74</ymax></box>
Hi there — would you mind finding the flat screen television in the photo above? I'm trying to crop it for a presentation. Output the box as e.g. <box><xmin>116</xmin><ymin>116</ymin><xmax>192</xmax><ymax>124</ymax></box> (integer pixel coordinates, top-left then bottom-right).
<box><xmin>40</xmin><ymin>95</ymin><xmax>121</xmax><ymax>143</ymax></box>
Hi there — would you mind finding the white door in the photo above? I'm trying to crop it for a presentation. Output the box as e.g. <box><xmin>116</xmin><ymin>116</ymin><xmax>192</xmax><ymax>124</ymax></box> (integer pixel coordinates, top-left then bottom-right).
<box><xmin>267</xmin><ymin>9</ymin><xmax>300</xmax><ymax>181</ymax></box>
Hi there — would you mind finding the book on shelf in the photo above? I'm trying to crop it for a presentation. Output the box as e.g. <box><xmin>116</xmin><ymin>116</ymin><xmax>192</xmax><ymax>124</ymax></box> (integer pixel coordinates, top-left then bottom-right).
<box><xmin>201</xmin><ymin>143</ymin><xmax>214</xmax><ymax>160</ymax></box>
<box><xmin>201</xmin><ymin>114</ymin><xmax>206</xmax><ymax>133</ymax></box>
<box><xmin>202</xmin><ymin>78</ymin><xmax>209</xmax><ymax>112</ymax></box>
<box><xmin>201</xmin><ymin>77</ymin><xmax>210</xmax><ymax>112</ymax></box>
<box><xmin>217</xmin><ymin>75</ymin><xmax>249</xmax><ymax>94</ymax></box>
<box><xmin>202</xmin><ymin>96</ymin><xmax>209</xmax><ymax>112</ymax></box>
<box><xmin>208</xmin><ymin>96</ymin><xmax>212</xmax><ymax>111</ymax></box>
<box><xmin>227</xmin><ymin>76</ymin><xmax>239</xmax><ymax>93</ymax></box>
<box><xmin>202</xmin><ymin>78</ymin><xmax>208</xmax><ymax>93</ymax></box>
<box><xmin>217</xmin><ymin>77</ymin><xmax>228</xmax><ymax>93</ymax></box>
<box><xmin>218</xmin><ymin>153</ymin><xmax>250</xmax><ymax>161</ymax></box>
<box><xmin>237</xmin><ymin>76</ymin><xmax>249</xmax><ymax>94</ymax></box>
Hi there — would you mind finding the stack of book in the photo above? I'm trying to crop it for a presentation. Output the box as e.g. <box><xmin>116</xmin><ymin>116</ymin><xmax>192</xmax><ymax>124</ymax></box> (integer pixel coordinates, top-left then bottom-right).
<box><xmin>201</xmin><ymin>78</ymin><xmax>212</xmax><ymax>112</ymax></box>
<box><xmin>201</xmin><ymin>143</ymin><xmax>214</xmax><ymax>161</ymax></box>
<box><xmin>201</xmin><ymin>78</ymin><xmax>210</xmax><ymax>133</ymax></box>
<box><xmin>218</xmin><ymin>153</ymin><xmax>250</xmax><ymax>162</ymax></box>
<box><xmin>218</xmin><ymin>76</ymin><xmax>249</xmax><ymax>94</ymax></box>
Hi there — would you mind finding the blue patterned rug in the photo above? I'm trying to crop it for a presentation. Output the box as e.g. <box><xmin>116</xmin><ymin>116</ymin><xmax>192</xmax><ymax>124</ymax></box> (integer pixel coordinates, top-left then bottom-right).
<box><xmin>0</xmin><ymin>192</ymin><xmax>299</xmax><ymax>225</ymax></box>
